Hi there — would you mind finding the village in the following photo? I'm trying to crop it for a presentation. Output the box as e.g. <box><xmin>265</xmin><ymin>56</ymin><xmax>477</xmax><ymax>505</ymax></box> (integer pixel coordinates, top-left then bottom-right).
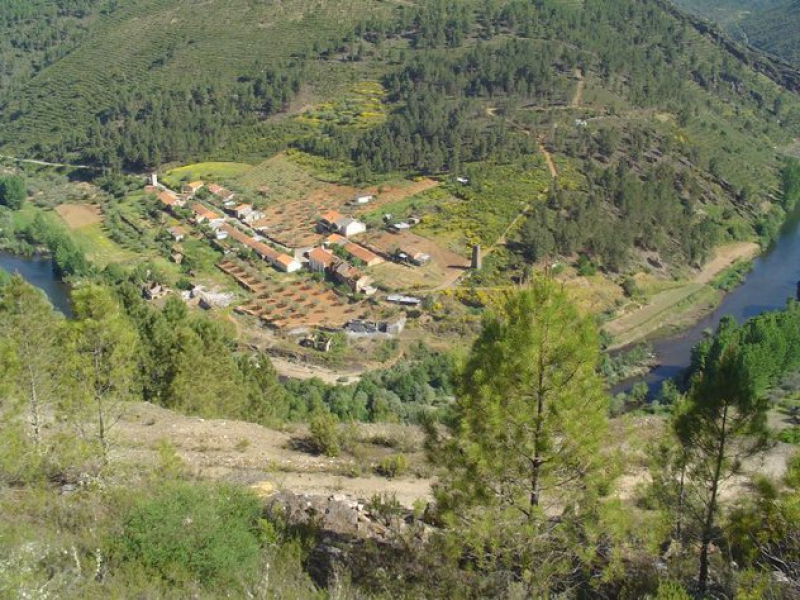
<box><xmin>143</xmin><ymin>172</ymin><xmax>475</xmax><ymax>351</ymax></box>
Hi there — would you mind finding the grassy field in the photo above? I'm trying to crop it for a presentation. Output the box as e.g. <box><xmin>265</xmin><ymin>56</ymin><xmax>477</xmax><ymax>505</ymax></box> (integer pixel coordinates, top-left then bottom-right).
<box><xmin>414</xmin><ymin>158</ymin><xmax>554</xmax><ymax>253</ymax></box>
<box><xmin>162</xmin><ymin>162</ymin><xmax>254</xmax><ymax>189</ymax></box>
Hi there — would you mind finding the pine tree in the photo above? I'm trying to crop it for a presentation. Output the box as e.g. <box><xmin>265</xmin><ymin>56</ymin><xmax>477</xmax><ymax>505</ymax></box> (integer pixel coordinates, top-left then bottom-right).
<box><xmin>65</xmin><ymin>285</ymin><xmax>139</xmax><ymax>466</ymax></box>
<box><xmin>674</xmin><ymin>317</ymin><xmax>771</xmax><ymax>595</ymax></box>
<box><xmin>430</xmin><ymin>278</ymin><xmax>609</xmax><ymax>517</ymax></box>
<box><xmin>0</xmin><ymin>275</ymin><xmax>63</xmax><ymax>449</ymax></box>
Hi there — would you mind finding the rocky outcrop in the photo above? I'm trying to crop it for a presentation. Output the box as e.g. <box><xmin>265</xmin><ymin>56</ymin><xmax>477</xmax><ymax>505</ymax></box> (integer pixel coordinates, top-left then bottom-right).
<box><xmin>265</xmin><ymin>491</ymin><xmax>433</xmax><ymax>588</ymax></box>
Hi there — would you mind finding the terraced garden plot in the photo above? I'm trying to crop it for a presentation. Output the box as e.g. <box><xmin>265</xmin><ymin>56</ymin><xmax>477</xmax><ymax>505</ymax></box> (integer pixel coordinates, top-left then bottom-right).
<box><xmin>351</xmin><ymin>178</ymin><xmax>440</xmax><ymax>217</ymax></box>
<box><xmin>253</xmin><ymin>184</ymin><xmax>364</xmax><ymax>248</ymax></box>
<box><xmin>55</xmin><ymin>203</ymin><xmax>103</xmax><ymax>229</ymax></box>
<box><xmin>162</xmin><ymin>162</ymin><xmax>253</xmax><ymax>189</ymax></box>
<box><xmin>236</xmin><ymin>153</ymin><xmax>323</xmax><ymax>204</ymax></box>
<box><xmin>237</xmin><ymin>280</ymin><xmax>370</xmax><ymax>330</ymax></box>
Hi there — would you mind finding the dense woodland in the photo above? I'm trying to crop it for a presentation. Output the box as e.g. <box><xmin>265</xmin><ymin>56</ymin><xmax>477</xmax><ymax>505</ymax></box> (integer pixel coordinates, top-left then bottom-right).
<box><xmin>676</xmin><ymin>0</ymin><xmax>800</xmax><ymax>67</ymax></box>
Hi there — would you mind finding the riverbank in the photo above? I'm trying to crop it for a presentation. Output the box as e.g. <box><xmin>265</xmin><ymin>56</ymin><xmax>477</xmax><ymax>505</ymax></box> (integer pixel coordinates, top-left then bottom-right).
<box><xmin>610</xmin><ymin>208</ymin><xmax>800</xmax><ymax>394</ymax></box>
<box><xmin>603</xmin><ymin>241</ymin><xmax>761</xmax><ymax>351</ymax></box>
<box><xmin>0</xmin><ymin>251</ymin><xmax>72</xmax><ymax>315</ymax></box>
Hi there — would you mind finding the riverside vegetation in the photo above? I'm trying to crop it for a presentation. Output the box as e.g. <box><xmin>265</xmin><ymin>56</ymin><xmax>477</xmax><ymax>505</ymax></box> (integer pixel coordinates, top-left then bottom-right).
<box><xmin>1</xmin><ymin>274</ymin><xmax>799</xmax><ymax>597</ymax></box>
<box><xmin>1</xmin><ymin>0</ymin><xmax>800</xmax><ymax>597</ymax></box>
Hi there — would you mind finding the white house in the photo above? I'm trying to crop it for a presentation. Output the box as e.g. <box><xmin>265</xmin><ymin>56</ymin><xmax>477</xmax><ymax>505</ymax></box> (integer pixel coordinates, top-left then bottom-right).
<box><xmin>275</xmin><ymin>254</ymin><xmax>302</xmax><ymax>273</ymax></box>
<box><xmin>233</xmin><ymin>203</ymin><xmax>253</xmax><ymax>220</ymax></box>
<box><xmin>337</xmin><ymin>217</ymin><xmax>367</xmax><ymax>238</ymax></box>
<box><xmin>307</xmin><ymin>247</ymin><xmax>337</xmax><ymax>273</ymax></box>
<box><xmin>353</xmin><ymin>194</ymin><xmax>374</xmax><ymax>205</ymax></box>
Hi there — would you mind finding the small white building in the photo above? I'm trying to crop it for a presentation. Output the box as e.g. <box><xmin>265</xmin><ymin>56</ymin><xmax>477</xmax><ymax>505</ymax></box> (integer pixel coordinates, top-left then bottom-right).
<box><xmin>353</xmin><ymin>194</ymin><xmax>374</xmax><ymax>205</ymax></box>
<box><xmin>233</xmin><ymin>203</ymin><xmax>253</xmax><ymax>220</ymax></box>
<box><xmin>336</xmin><ymin>217</ymin><xmax>367</xmax><ymax>238</ymax></box>
<box><xmin>275</xmin><ymin>254</ymin><xmax>302</xmax><ymax>273</ymax></box>
<box><xmin>307</xmin><ymin>247</ymin><xmax>337</xmax><ymax>273</ymax></box>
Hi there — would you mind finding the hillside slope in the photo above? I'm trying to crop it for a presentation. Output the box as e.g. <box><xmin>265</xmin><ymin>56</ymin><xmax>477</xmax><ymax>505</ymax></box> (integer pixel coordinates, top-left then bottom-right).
<box><xmin>0</xmin><ymin>0</ymin><xmax>393</xmax><ymax>162</ymax></box>
<box><xmin>674</xmin><ymin>0</ymin><xmax>800</xmax><ymax>66</ymax></box>
<box><xmin>3</xmin><ymin>0</ymin><xmax>800</xmax><ymax>277</ymax></box>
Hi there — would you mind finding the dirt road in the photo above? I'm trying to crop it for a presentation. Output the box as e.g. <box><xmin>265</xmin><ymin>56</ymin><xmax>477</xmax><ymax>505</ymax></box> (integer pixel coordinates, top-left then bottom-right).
<box><xmin>0</xmin><ymin>154</ymin><xmax>100</xmax><ymax>170</ymax></box>
<box><xmin>604</xmin><ymin>242</ymin><xmax>761</xmax><ymax>348</ymax></box>
<box><xmin>538</xmin><ymin>137</ymin><xmax>559</xmax><ymax>178</ymax></box>
<box><xmin>571</xmin><ymin>68</ymin><xmax>584</xmax><ymax>107</ymax></box>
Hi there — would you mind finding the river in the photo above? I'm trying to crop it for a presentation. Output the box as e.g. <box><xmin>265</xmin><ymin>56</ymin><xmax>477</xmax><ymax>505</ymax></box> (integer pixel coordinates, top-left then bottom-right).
<box><xmin>2</xmin><ymin>207</ymin><xmax>800</xmax><ymax>386</ymax></box>
<box><xmin>614</xmin><ymin>208</ymin><xmax>800</xmax><ymax>395</ymax></box>
<box><xmin>0</xmin><ymin>252</ymin><xmax>72</xmax><ymax>315</ymax></box>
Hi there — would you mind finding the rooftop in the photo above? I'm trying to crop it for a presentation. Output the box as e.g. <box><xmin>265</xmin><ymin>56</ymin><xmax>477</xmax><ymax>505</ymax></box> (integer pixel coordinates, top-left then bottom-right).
<box><xmin>343</xmin><ymin>242</ymin><xmax>381</xmax><ymax>265</ymax></box>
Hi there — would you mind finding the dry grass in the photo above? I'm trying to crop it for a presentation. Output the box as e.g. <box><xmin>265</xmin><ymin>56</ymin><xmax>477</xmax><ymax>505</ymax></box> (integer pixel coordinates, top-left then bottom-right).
<box><xmin>363</xmin><ymin>230</ymin><xmax>471</xmax><ymax>291</ymax></box>
<box><xmin>55</xmin><ymin>203</ymin><xmax>102</xmax><ymax>229</ymax></box>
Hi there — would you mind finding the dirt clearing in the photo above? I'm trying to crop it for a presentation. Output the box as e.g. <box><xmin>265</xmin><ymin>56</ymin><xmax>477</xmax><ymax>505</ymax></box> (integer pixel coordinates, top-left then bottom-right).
<box><xmin>55</xmin><ymin>203</ymin><xmax>103</xmax><ymax>229</ymax></box>
<box><xmin>112</xmin><ymin>402</ymin><xmax>433</xmax><ymax>506</ymax></box>
<box><xmin>363</xmin><ymin>230</ymin><xmax>471</xmax><ymax>290</ymax></box>
<box><xmin>604</xmin><ymin>242</ymin><xmax>761</xmax><ymax>348</ymax></box>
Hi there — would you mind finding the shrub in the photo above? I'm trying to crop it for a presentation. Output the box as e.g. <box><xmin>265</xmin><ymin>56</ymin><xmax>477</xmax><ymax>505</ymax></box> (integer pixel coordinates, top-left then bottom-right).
<box><xmin>778</xmin><ymin>426</ymin><xmax>800</xmax><ymax>445</ymax></box>
<box><xmin>114</xmin><ymin>482</ymin><xmax>262</xmax><ymax>590</ymax></box>
<box><xmin>0</xmin><ymin>175</ymin><xmax>26</xmax><ymax>210</ymax></box>
<box><xmin>375</xmin><ymin>454</ymin><xmax>407</xmax><ymax>478</ymax></box>
<box><xmin>308</xmin><ymin>411</ymin><xmax>341</xmax><ymax>457</ymax></box>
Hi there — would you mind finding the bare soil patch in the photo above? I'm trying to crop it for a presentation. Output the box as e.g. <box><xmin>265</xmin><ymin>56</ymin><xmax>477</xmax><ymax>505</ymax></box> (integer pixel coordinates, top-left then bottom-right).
<box><xmin>112</xmin><ymin>402</ymin><xmax>433</xmax><ymax>506</ymax></box>
<box><xmin>236</xmin><ymin>276</ymin><xmax>371</xmax><ymax>330</ymax></box>
<box><xmin>363</xmin><ymin>230</ymin><xmax>471</xmax><ymax>290</ymax></box>
<box><xmin>353</xmin><ymin>178</ymin><xmax>439</xmax><ymax>215</ymax></box>
<box><xmin>55</xmin><ymin>203</ymin><xmax>103</xmax><ymax>229</ymax></box>
<box><xmin>604</xmin><ymin>242</ymin><xmax>761</xmax><ymax>348</ymax></box>
<box><xmin>695</xmin><ymin>241</ymin><xmax>759</xmax><ymax>284</ymax></box>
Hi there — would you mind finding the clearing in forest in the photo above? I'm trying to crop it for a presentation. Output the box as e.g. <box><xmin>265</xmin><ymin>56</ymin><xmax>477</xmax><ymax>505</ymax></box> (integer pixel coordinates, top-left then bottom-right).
<box><xmin>55</xmin><ymin>203</ymin><xmax>103</xmax><ymax>229</ymax></box>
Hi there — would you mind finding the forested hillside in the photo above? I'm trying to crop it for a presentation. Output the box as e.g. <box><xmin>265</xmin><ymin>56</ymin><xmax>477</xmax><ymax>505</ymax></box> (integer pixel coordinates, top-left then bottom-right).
<box><xmin>674</xmin><ymin>0</ymin><xmax>800</xmax><ymax>66</ymax></box>
<box><xmin>3</xmin><ymin>0</ymin><xmax>800</xmax><ymax>275</ymax></box>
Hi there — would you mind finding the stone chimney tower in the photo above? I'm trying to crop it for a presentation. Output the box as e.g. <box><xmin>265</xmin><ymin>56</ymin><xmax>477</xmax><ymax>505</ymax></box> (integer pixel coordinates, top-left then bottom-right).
<box><xmin>471</xmin><ymin>244</ymin><xmax>482</xmax><ymax>270</ymax></box>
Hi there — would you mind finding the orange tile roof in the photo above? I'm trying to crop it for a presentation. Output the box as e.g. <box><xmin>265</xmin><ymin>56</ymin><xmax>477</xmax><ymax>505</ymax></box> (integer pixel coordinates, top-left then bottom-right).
<box><xmin>325</xmin><ymin>233</ymin><xmax>347</xmax><ymax>246</ymax></box>
<box><xmin>308</xmin><ymin>247</ymin><xmax>336</xmax><ymax>266</ymax></box>
<box><xmin>221</xmin><ymin>224</ymin><xmax>251</xmax><ymax>245</ymax></box>
<box><xmin>191</xmin><ymin>203</ymin><xmax>220</xmax><ymax>220</ymax></box>
<box><xmin>276</xmin><ymin>254</ymin><xmax>297</xmax><ymax>268</ymax></box>
<box><xmin>207</xmin><ymin>183</ymin><xmax>232</xmax><ymax>197</ymax></box>
<box><xmin>319</xmin><ymin>210</ymin><xmax>344</xmax><ymax>224</ymax></box>
<box><xmin>343</xmin><ymin>242</ymin><xmax>381</xmax><ymax>265</ymax></box>
<box><xmin>251</xmin><ymin>241</ymin><xmax>280</xmax><ymax>261</ymax></box>
<box><xmin>158</xmin><ymin>191</ymin><xmax>179</xmax><ymax>206</ymax></box>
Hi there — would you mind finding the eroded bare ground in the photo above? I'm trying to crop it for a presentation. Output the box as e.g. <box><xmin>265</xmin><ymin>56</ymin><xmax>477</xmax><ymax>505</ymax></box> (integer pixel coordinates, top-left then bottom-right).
<box><xmin>107</xmin><ymin>402</ymin><xmax>795</xmax><ymax>508</ymax></box>
<box><xmin>111</xmin><ymin>402</ymin><xmax>434</xmax><ymax>507</ymax></box>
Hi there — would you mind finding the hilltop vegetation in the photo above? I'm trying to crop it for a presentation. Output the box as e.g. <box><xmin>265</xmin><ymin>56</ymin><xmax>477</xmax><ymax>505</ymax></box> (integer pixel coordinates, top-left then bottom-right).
<box><xmin>2</xmin><ymin>0</ymin><xmax>800</xmax><ymax>279</ymax></box>
<box><xmin>675</xmin><ymin>0</ymin><xmax>800</xmax><ymax>67</ymax></box>
<box><xmin>1</xmin><ymin>272</ymin><xmax>798</xmax><ymax>597</ymax></box>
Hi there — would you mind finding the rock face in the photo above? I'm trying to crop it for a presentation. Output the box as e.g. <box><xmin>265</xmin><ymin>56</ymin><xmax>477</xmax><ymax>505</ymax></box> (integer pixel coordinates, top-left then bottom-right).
<box><xmin>265</xmin><ymin>492</ymin><xmax>432</xmax><ymax>588</ymax></box>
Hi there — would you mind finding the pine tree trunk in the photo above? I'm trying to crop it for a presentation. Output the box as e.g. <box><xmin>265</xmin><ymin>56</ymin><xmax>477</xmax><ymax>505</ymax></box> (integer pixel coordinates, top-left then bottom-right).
<box><xmin>27</xmin><ymin>364</ymin><xmax>41</xmax><ymax>449</ymax></box>
<box><xmin>529</xmin><ymin>343</ymin><xmax>547</xmax><ymax>512</ymax></box>
<box><xmin>698</xmin><ymin>406</ymin><xmax>729</xmax><ymax>595</ymax></box>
